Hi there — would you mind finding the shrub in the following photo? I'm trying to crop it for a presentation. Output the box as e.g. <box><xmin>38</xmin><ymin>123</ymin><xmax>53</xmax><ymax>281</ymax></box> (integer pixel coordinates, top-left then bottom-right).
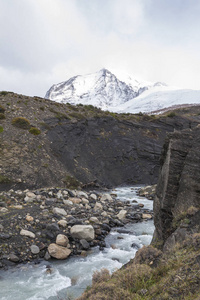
<box><xmin>0</xmin><ymin>126</ymin><xmax>3</xmax><ymax>133</ymax></box>
<box><xmin>0</xmin><ymin>175</ymin><xmax>11</xmax><ymax>183</ymax></box>
<box><xmin>0</xmin><ymin>91</ymin><xmax>9</xmax><ymax>96</ymax></box>
<box><xmin>0</xmin><ymin>105</ymin><xmax>5</xmax><ymax>113</ymax></box>
<box><xmin>29</xmin><ymin>127</ymin><xmax>41</xmax><ymax>135</ymax></box>
<box><xmin>167</xmin><ymin>111</ymin><xmax>176</xmax><ymax>118</ymax></box>
<box><xmin>11</xmin><ymin>117</ymin><xmax>31</xmax><ymax>129</ymax></box>
<box><xmin>0</xmin><ymin>113</ymin><xmax>5</xmax><ymax>120</ymax></box>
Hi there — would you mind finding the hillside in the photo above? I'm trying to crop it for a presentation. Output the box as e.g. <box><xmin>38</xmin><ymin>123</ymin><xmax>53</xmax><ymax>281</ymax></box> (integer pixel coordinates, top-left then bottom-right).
<box><xmin>1</xmin><ymin>91</ymin><xmax>200</xmax><ymax>192</ymax></box>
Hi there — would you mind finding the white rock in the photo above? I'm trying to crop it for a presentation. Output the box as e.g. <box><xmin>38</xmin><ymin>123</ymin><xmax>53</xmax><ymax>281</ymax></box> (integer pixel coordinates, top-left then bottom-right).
<box><xmin>26</xmin><ymin>192</ymin><xmax>36</xmax><ymax>198</ymax></box>
<box><xmin>58</xmin><ymin>220</ymin><xmax>68</xmax><ymax>227</ymax></box>
<box><xmin>20</xmin><ymin>229</ymin><xmax>35</xmax><ymax>238</ymax></box>
<box><xmin>94</xmin><ymin>203</ymin><xmax>103</xmax><ymax>211</ymax></box>
<box><xmin>89</xmin><ymin>217</ymin><xmax>99</xmax><ymax>223</ymax></box>
<box><xmin>53</xmin><ymin>207</ymin><xmax>67</xmax><ymax>216</ymax></box>
<box><xmin>70</xmin><ymin>225</ymin><xmax>95</xmax><ymax>241</ymax></box>
<box><xmin>0</xmin><ymin>208</ymin><xmax>8</xmax><ymax>213</ymax></box>
<box><xmin>82</xmin><ymin>198</ymin><xmax>89</xmax><ymax>205</ymax></box>
<box><xmin>100</xmin><ymin>194</ymin><xmax>113</xmax><ymax>202</ymax></box>
<box><xmin>76</xmin><ymin>191</ymin><xmax>88</xmax><ymax>199</ymax></box>
<box><xmin>85</xmin><ymin>204</ymin><xmax>91</xmax><ymax>210</ymax></box>
<box><xmin>101</xmin><ymin>211</ymin><xmax>108</xmax><ymax>217</ymax></box>
<box><xmin>56</xmin><ymin>234</ymin><xmax>69</xmax><ymax>247</ymax></box>
<box><xmin>142</xmin><ymin>213</ymin><xmax>152</xmax><ymax>219</ymax></box>
<box><xmin>63</xmin><ymin>200</ymin><xmax>73</xmax><ymax>206</ymax></box>
<box><xmin>90</xmin><ymin>193</ymin><xmax>97</xmax><ymax>200</ymax></box>
<box><xmin>117</xmin><ymin>209</ymin><xmax>127</xmax><ymax>220</ymax></box>
<box><xmin>48</xmin><ymin>243</ymin><xmax>71</xmax><ymax>259</ymax></box>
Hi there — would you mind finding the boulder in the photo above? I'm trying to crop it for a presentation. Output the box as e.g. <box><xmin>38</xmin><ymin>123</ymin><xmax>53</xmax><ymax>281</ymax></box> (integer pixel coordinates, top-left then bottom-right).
<box><xmin>26</xmin><ymin>215</ymin><xmax>34</xmax><ymax>222</ymax></box>
<box><xmin>89</xmin><ymin>217</ymin><xmax>99</xmax><ymax>224</ymax></box>
<box><xmin>90</xmin><ymin>193</ymin><xmax>97</xmax><ymax>200</ymax></box>
<box><xmin>94</xmin><ymin>203</ymin><xmax>103</xmax><ymax>211</ymax></box>
<box><xmin>58</xmin><ymin>220</ymin><xmax>68</xmax><ymax>227</ymax></box>
<box><xmin>30</xmin><ymin>245</ymin><xmax>40</xmax><ymax>254</ymax></box>
<box><xmin>142</xmin><ymin>213</ymin><xmax>152</xmax><ymax>219</ymax></box>
<box><xmin>52</xmin><ymin>207</ymin><xmax>67</xmax><ymax>216</ymax></box>
<box><xmin>48</xmin><ymin>243</ymin><xmax>71</xmax><ymax>259</ymax></box>
<box><xmin>116</xmin><ymin>209</ymin><xmax>127</xmax><ymax>220</ymax></box>
<box><xmin>100</xmin><ymin>194</ymin><xmax>113</xmax><ymax>202</ymax></box>
<box><xmin>70</xmin><ymin>225</ymin><xmax>95</xmax><ymax>241</ymax></box>
<box><xmin>20</xmin><ymin>229</ymin><xmax>35</xmax><ymax>238</ymax></box>
<box><xmin>56</xmin><ymin>234</ymin><xmax>69</xmax><ymax>247</ymax></box>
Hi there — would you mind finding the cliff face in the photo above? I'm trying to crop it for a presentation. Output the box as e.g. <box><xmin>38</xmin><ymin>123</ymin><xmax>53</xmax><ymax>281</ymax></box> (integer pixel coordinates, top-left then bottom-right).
<box><xmin>153</xmin><ymin>125</ymin><xmax>200</xmax><ymax>249</ymax></box>
<box><xmin>0</xmin><ymin>91</ymin><xmax>200</xmax><ymax>191</ymax></box>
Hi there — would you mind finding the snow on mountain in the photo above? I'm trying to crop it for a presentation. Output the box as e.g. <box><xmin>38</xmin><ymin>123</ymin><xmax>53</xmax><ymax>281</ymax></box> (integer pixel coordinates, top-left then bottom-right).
<box><xmin>45</xmin><ymin>68</ymin><xmax>164</xmax><ymax>110</ymax></box>
<box><xmin>111</xmin><ymin>87</ymin><xmax>200</xmax><ymax>114</ymax></box>
<box><xmin>45</xmin><ymin>68</ymin><xmax>200</xmax><ymax>113</ymax></box>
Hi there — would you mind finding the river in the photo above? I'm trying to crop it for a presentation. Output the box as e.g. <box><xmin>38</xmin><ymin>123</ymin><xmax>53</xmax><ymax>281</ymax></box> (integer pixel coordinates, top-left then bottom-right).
<box><xmin>0</xmin><ymin>186</ymin><xmax>154</xmax><ymax>300</ymax></box>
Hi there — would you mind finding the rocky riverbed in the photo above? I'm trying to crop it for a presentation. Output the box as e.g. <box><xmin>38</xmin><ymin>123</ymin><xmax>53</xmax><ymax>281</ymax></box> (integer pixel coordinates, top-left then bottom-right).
<box><xmin>0</xmin><ymin>187</ymin><xmax>153</xmax><ymax>269</ymax></box>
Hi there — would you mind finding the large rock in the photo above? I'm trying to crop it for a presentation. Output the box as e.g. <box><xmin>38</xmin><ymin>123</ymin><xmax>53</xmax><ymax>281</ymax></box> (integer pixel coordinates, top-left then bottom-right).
<box><xmin>70</xmin><ymin>225</ymin><xmax>95</xmax><ymax>241</ymax></box>
<box><xmin>56</xmin><ymin>234</ymin><xmax>69</xmax><ymax>247</ymax></box>
<box><xmin>20</xmin><ymin>229</ymin><xmax>35</xmax><ymax>238</ymax></box>
<box><xmin>116</xmin><ymin>209</ymin><xmax>127</xmax><ymax>220</ymax></box>
<box><xmin>152</xmin><ymin>127</ymin><xmax>200</xmax><ymax>248</ymax></box>
<box><xmin>48</xmin><ymin>243</ymin><xmax>71</xmax><ymax>259</ymax></box>
<box><xmin>52</xmin><ymin>207</ymin><xmax>67</xmax><ymax>216</ymax></box>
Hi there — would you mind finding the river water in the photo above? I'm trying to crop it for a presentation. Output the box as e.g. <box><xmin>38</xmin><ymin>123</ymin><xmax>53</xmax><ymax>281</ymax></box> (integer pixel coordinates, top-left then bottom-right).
<box><xmin>0</xmin><ymin>186</ymin><xmax>154</xmax><ymax>300</ymax></box>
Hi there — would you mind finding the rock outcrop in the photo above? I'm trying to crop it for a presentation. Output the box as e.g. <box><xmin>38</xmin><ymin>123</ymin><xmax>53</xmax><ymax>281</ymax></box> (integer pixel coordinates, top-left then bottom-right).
<box><xmin>152</xmin><ymin>126</ymin><xmax>200</xmax><ymax>249</ymax></box>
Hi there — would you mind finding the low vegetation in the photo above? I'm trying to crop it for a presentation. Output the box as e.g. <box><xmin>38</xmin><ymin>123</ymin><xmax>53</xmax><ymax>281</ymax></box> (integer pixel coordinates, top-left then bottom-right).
<box><xmin>11</xmin><ymin>117</ymin><xmax>31</xmax><ymax>129</ymax></box>
<box><xmin>78</xmin><ymin>236</ymin><xmax>200</xmax><ymax>300</ymax></box>
<box><xmin>29</xmin><ymin>127</ymin><xmax>41</xmax><ymax>135</ymax></box>
<box><xmin>0</xmin><ymin>126</ymin><xmax>3</xmax><ymax>133</ymax></box>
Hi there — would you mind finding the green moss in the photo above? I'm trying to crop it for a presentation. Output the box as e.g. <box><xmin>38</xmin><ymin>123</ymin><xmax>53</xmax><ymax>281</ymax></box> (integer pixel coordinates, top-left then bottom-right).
<box><xmin>11</xmin><ymin>117</ymin><xmax>31</xmax><ymax>129</ymax></box>
<box><xmin>0</xmin><ymin>126</ymin><xmax>3</xmax><ymax>133</ymax></box>
<box><xmin>29</xmin><ymin>127</ymin><xmax>41</xmax><ymax>135</ymax></box>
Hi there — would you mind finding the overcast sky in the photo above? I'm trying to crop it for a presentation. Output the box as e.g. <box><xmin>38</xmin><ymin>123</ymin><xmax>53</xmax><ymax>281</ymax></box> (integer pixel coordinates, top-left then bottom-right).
<box><xmin>1</xmin><ymin>0</ymin><xmax>200</xmax><ymax>97</ymax></box>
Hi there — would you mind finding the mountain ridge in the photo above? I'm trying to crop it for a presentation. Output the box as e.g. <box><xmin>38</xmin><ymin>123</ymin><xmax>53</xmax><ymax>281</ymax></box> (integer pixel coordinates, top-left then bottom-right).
<box><xmin>45</xmin><ymin>69</ymin><xmax>200</xmax><ymax>113</ymax></box>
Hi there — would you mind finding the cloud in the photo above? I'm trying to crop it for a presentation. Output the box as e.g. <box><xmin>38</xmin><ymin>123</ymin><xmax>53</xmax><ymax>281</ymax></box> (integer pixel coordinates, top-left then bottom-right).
<box><xmin>0</xmin><ymin>0</ymin><xmax>200</xmax><ymax>96</ymax></box>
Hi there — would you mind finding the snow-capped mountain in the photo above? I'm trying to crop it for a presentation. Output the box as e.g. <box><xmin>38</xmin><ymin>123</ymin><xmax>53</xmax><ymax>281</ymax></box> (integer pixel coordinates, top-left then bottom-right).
<box><xmin>45</xmin><ymin>69</ymin><xmax>165</xmax><ymax>110</ymax></box>
<box><xmin>45</xmin><ymin>69</ymin><xmax>200</xmax><ymax>113</ymax></box>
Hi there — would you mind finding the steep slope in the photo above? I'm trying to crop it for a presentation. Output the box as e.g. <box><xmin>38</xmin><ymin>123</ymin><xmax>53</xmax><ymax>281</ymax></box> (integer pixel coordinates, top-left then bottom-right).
<box><xmin>45</xmin><ymin>69</ymin><xmax>164</xmax><ymax>110</ymax></box>
<box><xmin>0</xmin><ymin>91</ymin><xmax>200</xmax><ymax>191</ymax></box>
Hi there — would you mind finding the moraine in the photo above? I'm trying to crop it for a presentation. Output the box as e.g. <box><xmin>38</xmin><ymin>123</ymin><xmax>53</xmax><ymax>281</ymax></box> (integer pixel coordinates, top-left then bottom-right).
<box><xmin>0</xmin><ymin>186</ymin><xmax>154</xmax><ymax>300</ymax></box>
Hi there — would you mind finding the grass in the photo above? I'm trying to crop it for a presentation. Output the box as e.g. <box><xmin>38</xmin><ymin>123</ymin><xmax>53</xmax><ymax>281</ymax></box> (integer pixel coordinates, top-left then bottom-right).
<box><xmin>78</xmin><ymin>236</ymin><xmax>200</xmax><ymax>300</ymax></box>
<box><xmin>0</xmin><ymin>105</ymin><xmax>6</xmax><ymax>113</ymax></box>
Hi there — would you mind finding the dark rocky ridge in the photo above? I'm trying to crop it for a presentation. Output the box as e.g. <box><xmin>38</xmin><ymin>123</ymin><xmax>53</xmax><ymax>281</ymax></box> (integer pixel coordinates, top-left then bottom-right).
<box><xmin>0</xmin><ymin>91</ymin><xmax>200</xmax><ymax>191</ymax></box>
<box><xmin>153</xmin><ymin>125</ymin><xmax>200</xmax><ymax>249</ymax></box>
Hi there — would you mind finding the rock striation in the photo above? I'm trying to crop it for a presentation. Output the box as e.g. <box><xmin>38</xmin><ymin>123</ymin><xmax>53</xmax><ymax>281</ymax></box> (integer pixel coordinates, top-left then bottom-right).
<box><xmin>152</xmin><ymin>126</ymin><xmax>200</xmax><ymax>249</ymax></box>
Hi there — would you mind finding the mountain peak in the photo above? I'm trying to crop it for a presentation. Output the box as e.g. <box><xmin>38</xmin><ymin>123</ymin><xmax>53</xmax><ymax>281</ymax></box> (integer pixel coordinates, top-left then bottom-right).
<box><xmin>45</xmin><ymin>69</ymin><xmax>168</xmax><ymax>110</ymax></box>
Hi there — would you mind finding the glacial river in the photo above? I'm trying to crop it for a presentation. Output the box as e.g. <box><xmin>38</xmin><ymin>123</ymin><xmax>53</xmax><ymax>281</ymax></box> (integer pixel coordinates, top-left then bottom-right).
<box><xmin>0</xmin><ymin>186</ymin><xmax>154</xmax><ymax>300</ymax></box>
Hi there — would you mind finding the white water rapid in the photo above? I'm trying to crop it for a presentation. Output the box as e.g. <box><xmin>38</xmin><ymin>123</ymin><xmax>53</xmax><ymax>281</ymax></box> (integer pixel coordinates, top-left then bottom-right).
<box><xmin>0</xmin><ymin>186</ymin><xmax>155</xmax><ymax>300</ymax></box>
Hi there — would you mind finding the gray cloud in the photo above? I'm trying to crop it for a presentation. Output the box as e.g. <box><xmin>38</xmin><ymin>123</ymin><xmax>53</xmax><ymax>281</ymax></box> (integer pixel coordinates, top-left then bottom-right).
<box><xmin>0</xmin><ymin>0</ymin><xmax>200</xmax><ymax>97</ymax></box>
